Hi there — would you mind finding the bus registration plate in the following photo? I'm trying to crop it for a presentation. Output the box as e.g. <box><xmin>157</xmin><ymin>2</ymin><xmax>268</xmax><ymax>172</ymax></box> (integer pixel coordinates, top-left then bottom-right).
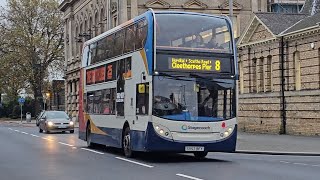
<box><xmin>185</xmin><ymin>146</ymin><xmax>204</xmax><ymax>152</ymax></box>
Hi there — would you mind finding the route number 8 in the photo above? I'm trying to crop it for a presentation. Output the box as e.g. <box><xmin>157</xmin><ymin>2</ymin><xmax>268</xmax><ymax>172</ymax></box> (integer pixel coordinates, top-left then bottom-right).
<box><xmin>215</xmin><ymin>60</ymin><xmax>221</xmax><ymax>71</ymax></box>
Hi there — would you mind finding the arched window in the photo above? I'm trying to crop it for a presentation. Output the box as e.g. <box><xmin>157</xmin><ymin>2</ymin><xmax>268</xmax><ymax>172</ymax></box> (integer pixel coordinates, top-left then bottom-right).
<box><xmin>293</xmin><ymin>51</ymin><xmax>301</xmax><ymax>90</ymax></box>
<box><xmin>79</xmin><ymin>22</ymin><xmax>83</xmax><ymax>53</ymax></box>
<box><xmin>252</xmin><ymin>58</ymin><xmax>257</xmax><ymax>93</ymax></box>
<box><xmin>318</xmin><ymin>48</ymin><xmax>320</xmax><ymax>89</ymax></box>
<box><xmin>75</xmin><ymin>25</ymin><xmax>79</xmax><ymax>54</ymax></box>
<box><xmin>89</xmin><ymin>16</ymin><xmax>93</xmax><ymax>36</ymax></box>
<box><xmin>100</xmin><ymin>8</ymin><xmax>105</xmax><ymax>33</ymax></box>
<box><xmin>94</xmin><ymin>12</ymin><xmax>98</xmax><ymax>36</ymax></box>
<box><xmin>239</xmin><ymin>55</ymin><xmax>244</xmax><ymax>94</ymax></box>
<box><xmin>259</xmin><ymin>57</ymin><xmax>265</xmax><ymax>92</ymax></box>
<box><xmin>258</xmin><ymin>0</ymin><xmax>262</xmax><ymax>11</ymax></box>
<box><xmin>267</xmin><ymin>55</ymin><xmax>273</xmax><ymax>92</ymax></box>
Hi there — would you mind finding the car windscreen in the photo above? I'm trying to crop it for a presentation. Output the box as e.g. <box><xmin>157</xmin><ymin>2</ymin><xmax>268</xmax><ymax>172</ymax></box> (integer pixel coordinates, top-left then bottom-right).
<box><xmin>46</xmin><ymin>111</ymin><xmax>69</xmax><ymax>119</ymax></box>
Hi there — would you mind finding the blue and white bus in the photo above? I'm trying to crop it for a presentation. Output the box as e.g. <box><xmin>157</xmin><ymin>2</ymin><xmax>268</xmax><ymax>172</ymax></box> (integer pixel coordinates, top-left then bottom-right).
<box><xmin>79</xmin><ymin>9</ymin><xmax>238</xmax><ymax>158</ymax></box>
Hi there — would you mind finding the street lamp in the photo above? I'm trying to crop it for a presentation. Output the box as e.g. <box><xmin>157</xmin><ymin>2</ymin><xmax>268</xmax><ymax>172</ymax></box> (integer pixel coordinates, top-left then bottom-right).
<box><xmin>43</xmin><ymin>92</ymin><xmax>50</xmax><ymax>110</ymax></box>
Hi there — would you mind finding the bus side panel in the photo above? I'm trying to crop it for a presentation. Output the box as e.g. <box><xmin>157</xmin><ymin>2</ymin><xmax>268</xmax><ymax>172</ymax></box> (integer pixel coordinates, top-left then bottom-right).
<box><xmin>91</xmin><ymin>126</ymin><xmax>122</xmax><ymax>148</ymax></box>
<box><xmin>131</xmin><ymin>130</ymin><xmax>147</xmax><ymax>151</ymax></box>
<box><xmin>79</xmin><ymin>68</ymin><xmax>86</xmax><ymax>141</ymax></box>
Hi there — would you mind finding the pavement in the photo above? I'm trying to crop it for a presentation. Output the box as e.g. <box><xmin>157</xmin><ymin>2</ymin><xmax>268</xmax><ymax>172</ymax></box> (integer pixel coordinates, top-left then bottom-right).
<box><xmin>0</xmin><ymin>122</ymin><xmax>320</xmax><ymax>180</ymax></box>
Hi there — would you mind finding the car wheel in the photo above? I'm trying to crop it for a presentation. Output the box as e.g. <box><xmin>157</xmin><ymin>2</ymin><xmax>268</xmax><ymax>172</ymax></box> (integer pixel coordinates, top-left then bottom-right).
<box><xmin>45</xmin><ymin>126</ymin><xmax>50</xmax><ymax>134</ymax></box>
<box><xmin>70</xmin><ymin>130</ymin><xmax>74</xmax><ymax>133</ymax></box>
<box><xmin>123</xmin><ymin>126</ymin><xmax>134</xmax><ymax>158</ymax></box>
<box><xmin>39</xmin><ymin>127</ymin><xmax>43</xmax><ymax>133</ymax></box>
<box><xmin>194</xmin><ymin>152</ymin><xmax>208</xmax><ymax>159</ymax></box>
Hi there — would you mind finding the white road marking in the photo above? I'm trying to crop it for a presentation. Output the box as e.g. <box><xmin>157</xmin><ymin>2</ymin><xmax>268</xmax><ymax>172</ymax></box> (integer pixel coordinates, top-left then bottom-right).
<box><xmin>30</xmin><ymin>134</ymin><xmax>40</xmax><ymax>137</ymax></box>
<box><xmin>115</xmin><ymin>157</ymin><xmax>154</xmax><ymax>168</ymax></box>
<box><xmin>41</xmin><ymin>137</ymin><xmax>53</xmax><ymax>141</ymax></box>
<box><xmin>72</xmin><ymin>147</ymin><xmax>77</xmax><ymax>149</ymax></box>
<box><xmin>311</xmin><ymin>164</ymin><xmax>320</xmax><ymax>167</ymax></box>
<box><xmin>293</xmin><ymin>163</ymin><xmax>308</xmax><ymax>166</ymax></box>
<box><xmin>20</xmin><ymin>132</ymin><xmax>29</xmax><ymax>135</ymax></box>
<box><xmin>80</xmin><ymin>148</ymin><xmax>104</xmax><ymax>155</ymax></box>
<box><xmin>176</xmin><ymin>174</ymin><xmax>204</xmax><ymax>180</ymax></box>
<box><xmin>14</xmin><ymin>130</ymin><xmax>20</xmax><ymax>132</ymax></box>
<box><xmin>8</xmin><ymin>128</ymin><xmax>13</xmax><ymax>130</ymax></box>
<box><xmin>280</xmin><ymin>161</ymin><xmax>290</xmax><ymax>164</ymax></box>
<box><xmin>58</xmin><ymin>142</ymin><xmax>74</xmax><ymax>147</ymax></box>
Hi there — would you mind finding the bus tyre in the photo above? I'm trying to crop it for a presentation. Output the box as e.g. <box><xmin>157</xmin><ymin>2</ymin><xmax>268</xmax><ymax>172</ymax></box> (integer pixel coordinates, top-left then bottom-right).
<box><xmin>123</xmin><ymin>127</ymin><xmax>134</xmax><ymax>158</ymax></box>
<box><xmin>194</xmin><ymin>152</ymin><xmax>208</xmax><ymax>159</ymax></box>
<box><xmin>86</xmin><ymin>124</ymin><xmax>94</xmax><ymax>148</ymax></box>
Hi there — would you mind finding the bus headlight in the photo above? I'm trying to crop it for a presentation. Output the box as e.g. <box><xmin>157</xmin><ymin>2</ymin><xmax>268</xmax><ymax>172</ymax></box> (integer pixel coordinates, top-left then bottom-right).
<box><xmin>153</xmin><ymin>123</ymin><xmax>173</xmax><ymax>140</ymax></box>
<box><xmin>221</xmin><ymin>126</ymin><xmax>233</xmax><ymax>138</ymax></box>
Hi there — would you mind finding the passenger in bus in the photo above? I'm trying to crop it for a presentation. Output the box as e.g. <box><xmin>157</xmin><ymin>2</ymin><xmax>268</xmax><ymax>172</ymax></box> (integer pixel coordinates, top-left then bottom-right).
<box><xmin>206</xmin><ymin>31</ymin><xmax>221</xmax><ymax>49</ymax></box>
<box><xmin>206</xmin><ymin>38</ymin><xmax>219</xmax><ymax>49</ymax></box>
<box><xmin>190</xmin><ymin>34</ymin><xmax>205</xmax><ymax>48</ymax></box>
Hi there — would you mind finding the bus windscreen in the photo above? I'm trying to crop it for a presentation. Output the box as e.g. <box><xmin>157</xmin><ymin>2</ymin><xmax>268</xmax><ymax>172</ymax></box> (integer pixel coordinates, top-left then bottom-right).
<box><xmin>155</xmin><ymin>13</ymin><xmax>232</xmax><ymax>52</ymax></box>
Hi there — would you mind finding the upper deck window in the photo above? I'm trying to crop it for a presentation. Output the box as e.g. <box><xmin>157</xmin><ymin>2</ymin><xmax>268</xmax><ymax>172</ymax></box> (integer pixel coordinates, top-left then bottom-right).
<box><xmin>155</xmin><ymin>14</ymin><xmax>232</xmax><ymax>53</ymax></box>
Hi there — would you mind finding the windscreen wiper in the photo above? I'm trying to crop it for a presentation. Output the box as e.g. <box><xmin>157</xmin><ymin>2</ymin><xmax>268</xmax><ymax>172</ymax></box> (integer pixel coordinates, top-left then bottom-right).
<box><xmin>189</xmin><ymin>73</ymin><xmax>234</xmax><ymax>86</ymax></box>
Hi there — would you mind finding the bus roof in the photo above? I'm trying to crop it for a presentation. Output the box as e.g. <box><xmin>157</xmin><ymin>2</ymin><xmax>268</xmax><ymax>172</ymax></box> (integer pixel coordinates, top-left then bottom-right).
<box><xmin>83</xmin><ymin>9</ymin><xmax>231</xmax><ymax>47</ymax></box>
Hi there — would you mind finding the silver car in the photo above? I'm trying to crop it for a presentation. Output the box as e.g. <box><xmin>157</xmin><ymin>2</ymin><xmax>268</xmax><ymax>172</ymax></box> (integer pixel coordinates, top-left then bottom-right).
<box><xmin>38</xmin><ymin>111</ymin><xmax>74</xmax><ymax>134</ymax></box>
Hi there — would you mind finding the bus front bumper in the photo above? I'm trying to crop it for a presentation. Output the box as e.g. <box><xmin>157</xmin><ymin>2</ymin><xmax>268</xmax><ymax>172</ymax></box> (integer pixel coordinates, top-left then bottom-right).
<box><xmin>144</xmin><ymin>122</ymin><xmax>237</xmax><ymax>153</ymax></box>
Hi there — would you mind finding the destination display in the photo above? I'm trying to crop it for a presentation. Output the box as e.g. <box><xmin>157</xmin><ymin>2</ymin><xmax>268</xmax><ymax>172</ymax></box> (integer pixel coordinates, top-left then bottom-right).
<box><xmin>169</xmin><ymin>57</ymin><xmax>220</xmax><ymax>72</ymax></box>
<box><xmin>156</xmin><ymin>54</ymin><xmax>233</xmax><ymax>74</ymax></box>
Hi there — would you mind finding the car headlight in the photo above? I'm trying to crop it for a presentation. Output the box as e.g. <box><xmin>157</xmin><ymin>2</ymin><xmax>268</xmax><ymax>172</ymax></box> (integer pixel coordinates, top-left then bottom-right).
<box><xmin>47</xmin><ymin>121</ymin><xmax>53</xmax><ymax>126</ymax></box>
<box><xmin>153</xmin><ymin>123</ymin><xmax>173</xmax><ymax>140</ymax></box>
<box><xmin>69</xmin><ymin>121</ymin><xmax>74</xmax><ymax>126</ymax></box>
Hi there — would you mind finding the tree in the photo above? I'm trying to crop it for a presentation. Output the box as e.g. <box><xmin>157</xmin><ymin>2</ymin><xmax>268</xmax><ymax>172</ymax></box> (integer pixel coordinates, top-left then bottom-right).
<box><xmin>0</xmin><ymin>0</ymin><xmax>64</xmax><ymax>114</ymax></box>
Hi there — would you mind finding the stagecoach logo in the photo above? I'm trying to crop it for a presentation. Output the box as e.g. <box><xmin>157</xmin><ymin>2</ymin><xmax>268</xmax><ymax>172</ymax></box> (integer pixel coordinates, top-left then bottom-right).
<box><xmin>181</xmin><ymin>125</ymin><xmax>210</xmax><ymax>131</ymax></box>
<box><xmin>181</xmin><ymin>125</ymin><xmax>188</xmax><ymax>130</ymax></box>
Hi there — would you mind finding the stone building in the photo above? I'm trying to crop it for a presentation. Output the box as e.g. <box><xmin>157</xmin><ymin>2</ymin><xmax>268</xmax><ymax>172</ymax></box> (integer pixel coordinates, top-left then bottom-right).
<box><xmin>59</xmin><ymin>0</ymin><xmax>272</xmax><ymax>117</ymax></box>
<box><xmin>59</xmin><ymin>0</ymin><xmax>307</xmax><ymax>119</ymax></box>
<box><xmin>237</xmin><ymin>0</ymin><xmax>320</xmax><ymax>136</ymax></box>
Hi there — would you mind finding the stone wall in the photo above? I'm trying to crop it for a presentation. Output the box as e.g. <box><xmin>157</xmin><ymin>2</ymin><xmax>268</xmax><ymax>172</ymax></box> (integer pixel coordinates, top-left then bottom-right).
<box><xmin>238</xmin><ymin>26</ymin><xmax>320</xmax><ymax>136</ymax></box>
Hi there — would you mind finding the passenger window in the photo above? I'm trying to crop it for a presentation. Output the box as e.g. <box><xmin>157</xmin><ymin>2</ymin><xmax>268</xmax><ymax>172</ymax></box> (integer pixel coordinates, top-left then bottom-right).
<box><xmin>124</xmin><ymin>25</ymin><xmax>136</xmax><ymax>53</ymax></box>
<box><xmin>136</xmin><ymin>19</ymin><xmax>148</xmax><ymax>49</ymax></box>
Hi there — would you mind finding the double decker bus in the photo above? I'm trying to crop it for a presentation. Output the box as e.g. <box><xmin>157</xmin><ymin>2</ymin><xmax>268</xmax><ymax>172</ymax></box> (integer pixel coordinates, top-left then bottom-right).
<box><xmin>79</xmin><ymin>9</ymin><xmax>238</xmax><ymax>158</ymax></box>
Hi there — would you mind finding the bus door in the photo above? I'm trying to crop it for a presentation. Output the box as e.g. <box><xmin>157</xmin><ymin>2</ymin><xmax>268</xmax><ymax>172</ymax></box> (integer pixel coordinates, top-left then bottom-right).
<box><xmin>135</xmin><ymin>82</ymin><xmax>150</xmax><ymax>124</ymax></box>
<box><xmin>116</xmin><ymin>60</ymin><xmax>125</xmax><ymax>117</ymax></box>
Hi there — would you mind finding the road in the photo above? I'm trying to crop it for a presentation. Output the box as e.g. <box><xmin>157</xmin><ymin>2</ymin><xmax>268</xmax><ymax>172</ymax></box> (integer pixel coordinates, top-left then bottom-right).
<box><xmin>1</xmin><ymin>122</ymin><xmax>320</xmax><ymax>180</ymax></box>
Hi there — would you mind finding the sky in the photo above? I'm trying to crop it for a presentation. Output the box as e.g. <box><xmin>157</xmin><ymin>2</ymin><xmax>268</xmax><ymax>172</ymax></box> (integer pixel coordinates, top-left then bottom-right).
<box><xmin>0</xmin><ymin>0</ymin><xmax>6</xmax><ymax>8</ymax></box>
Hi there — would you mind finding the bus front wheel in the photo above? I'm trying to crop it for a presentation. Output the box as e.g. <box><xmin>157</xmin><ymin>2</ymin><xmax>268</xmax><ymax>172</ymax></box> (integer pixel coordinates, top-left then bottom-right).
<box><xmin>86</xmin><ymin>124</ymin><xmax>95</xmax><ymax>148</ymax></box>
<box><xmin>194</xmin><ymin>152</ymin><xmax>208</xmax><ymax>159</ymax></box>
<box><xmin>123</xmin><ymin>126</ymin><xmax>134</xmax><ymax>158</ymax></box>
